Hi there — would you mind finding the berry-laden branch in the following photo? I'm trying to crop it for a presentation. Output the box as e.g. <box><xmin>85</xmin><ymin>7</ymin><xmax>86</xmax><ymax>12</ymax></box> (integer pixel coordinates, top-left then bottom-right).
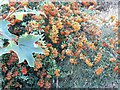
<box><xmin>4</xmin><ymin>4</ymin><xmax>21</xmax><ymax>20</ymax></box>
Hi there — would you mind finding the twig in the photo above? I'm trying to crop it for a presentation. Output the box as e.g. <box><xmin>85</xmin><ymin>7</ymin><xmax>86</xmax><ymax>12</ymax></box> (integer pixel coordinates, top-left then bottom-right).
<box><xmin>0</xmin><ymin>16</ymin><xmax>2</xmax><ymax>20</ymax></box>
<box><xmin>4</xmin><ymin>4</ymin><xmax>21</xmax><ymax>20</ymax></box>
<box><xmin>56</xmin><ymin>77</ymin><xmax>59</xmax><ymax>88</ymax></box>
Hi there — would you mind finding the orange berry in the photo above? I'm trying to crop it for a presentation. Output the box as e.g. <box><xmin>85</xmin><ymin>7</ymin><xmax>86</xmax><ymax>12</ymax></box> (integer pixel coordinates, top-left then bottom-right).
<box><xmin>21</xmin><ymin>67</ymin><xmax>27</xmax><ymax>75</ymax></box>
<box><xmin>61</xmin><ymin>44</ymin><xmax>66</xmax><ymax>49</ymax></box>
<box><xmin>61</xmin><ymin>45</ymin><xmax>64</xmax><ymax>49</ymax></box>
<box><xmin>95</xmin><ymin>52</ymin><xmax>102</xmax><ymax>63</ymax></box>
<box><xmin>111</xmin><ymin>16</ymin><xmax>115</xmax><ymax>22</ymax></box>
<box><xmin>46</xmin><ymin>75</ymin><xmax>51</xmax><ymax>78</ymax></box>
<box><xmin>91</xmin><ymin>0</ymin><xmax>97</xmax><ymax>7</ymax></box>
<box><xmin>44</xmin><ymin>52</ymin><xmax>49</xmax><ymax>56</ymax></box>
<box><xmin>72</xmin><ymin>22</ymin><xmax>81</xmax><ymax>31</ymax></box>
<box><xmin>10</xmin><ymin>15</ymin><xmax>15</xmax><ymax>19</ymax></box>
<box><xmin>46</xmin><ymin>43</ymin><xmax>52</xmax><ymax>47</ymax></box>
<box><xmin>109</xmin><ymin>58</ymin><xmax>116</xmax><ymax>62</ymax></box>
<box><xmin>56</xmin><ymin>21</ymin><xmax>63</xmax><ymax>29</ymax></box>
<box><xmin>75</xmin><ymin>49</ymin><xmax>81</xmax><ymax>57</ymax></box>
<box><xmin>9</xmin><ymin>7</ymin><xmax>16</xmax><ymax>12</ymax></box>
<box><xmin>69</xmin><ymin>58</ymin><xmax>76</xmax><ymax>64</ymax></box>
<box><xmin>95</xmin><ymin>67</ymin><xmax>104</xmax><ymax>75</ymax></box>
<box><xmin>76</xmin><ymin>18</ymin><xmax>83</xmax><ymax>22</ymax></box>
<box><xmin>10</xmin><ymin>19</ymin><xmax>16</xmax><ymax>25</ymax></box>
<box><xmin>64</xmin><ymin>31</ymin><xmax>70</xmax><ymax>36</ymax></box>
<box><xmin>66</xmin><ymin>50</ymin><xmax>73</xmax><ymax>56</ymax></box>
<box><xmin>68</xmin><ymin>43</ymin><xmax>72</xmax><ymax>47</ymax></box>
<box><xmin>61</xmin><ymin>50</ymin><xmax>65</xmax><ymax>55</ymax></box>
<box><xmin>114</xmin><ymin>66</ymin><xmax>119</xmax><ymax>72</ymax></box>
<box><xmin>43</xmin><ymin>5</ymin><xmax>49</xmax><ymax>12</ymax></box>
<box><xmin>85</xmin><ymin>59</ymin><xmax>93</xmax><ymax>67</ymax></box>
<box><xmin>50</xmin><ymin>8</ymin><xmax>58</xmax><ymax>16</ymax></box>
<box><xmin>115</xmin><ymin>21</ymin><xmax>120</xmax><ymax>26</ymax></box>
<box><xmin>56</xmin><ymin>73</ymin><xmax>60</xmax><ymax>77</ymax></box>
<box><xmin>45</xmin><ymin>25</ymin><xmax>50</xmax><ymax>30</ymax></box>
<box><xmin>54</xmin><ymin>69</ymin><xmax>60</xmax><ymax>76</ymax></box>
<box><xmin>56</xmin><ymin>69</ymin><xmax>60</xmax><ymax>72</ymax></box>
<box><xmin>60</xmin><ymin>31</ymin><xmax>66</xmax><ymax>35</ymax></box>
<box><xmin>78</xmin><ymin>42</ymin><xmax>83</xmax><ymax>48</ymax></box>
<box><xmin>44</xmin><ymin>81</ymin><xmax>51</xmax><ymax>89</ymax></box>
<box><xmin>82</xmin><ymin>0</ymin><xmax>88</xmax><ymax>6</ymax></box>
<box><xmin>38</xmin><ymin>79</ymin><xmax>44</xmax><ymax>87</ymax></box>
<box><xmin>5</xmin><ymin>72</ymin><xmax>12</xmax><ymax>80</ymax></box>
<box><xmin>73</xmin><ymin>61</ymin><xmax>78</xmax><ymax>65</ymax></box>
<box><xmin>113</xmin><ymin>27</ymin><xmax>118</xmax><ymax>32</ymax></box>
<box><xmin>2</xmin><ymin>14</ymin><xmax>7</xmax><ymax>19</ymax></box>
<box><xmin>44</xmin><ymin>50</ymin><xmax>50</xmax><ymax>56</ymax></box>
<box><xmin>66</xmin><ymin>21</ymin><xmax>71</xmax><ymax>26</ymax></box>
<box><xmin>35</xmin><ymin>62</ymin><xmax>42</xmax><ymax>69</ymax></box>
<box><xmin>15</xmin><ymin>19</ymin><xmax>21</xmax><ymax>23</ymax></box>
<box><xmin>8</xmin><ymin>2</ymin><xmax>16</xmax><ymax>6</ymax></box>
<box><xmin>60</xmin><ymin>55</ymin><xmax>65</xmax><ymax>60</ymax></box>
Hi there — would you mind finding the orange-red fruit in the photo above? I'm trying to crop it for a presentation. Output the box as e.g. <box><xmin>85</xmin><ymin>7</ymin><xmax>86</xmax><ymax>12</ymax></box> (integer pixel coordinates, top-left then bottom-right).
<box><xmin>95</xmin><ymin>67</ymin><xmax>104</xmax><ymax>75</ymax></box>
<box><xmin>46</xmin><ymin>43</ymin><xmax>52</xmax><ymax>47</ymax></box>
<box><xmin>38</xmin><ymin>80</ymin><xmax>44</xmax><ymax>87</ymax></box>
<box><xmin>21</xmin><ymin>67</ymin><xmax>27</xmax><ymax>75</ymax></box>
<box><xmin>2</xmin><ymin>14</ymin><xmax>7</xmax><ymax>19</ymax></box>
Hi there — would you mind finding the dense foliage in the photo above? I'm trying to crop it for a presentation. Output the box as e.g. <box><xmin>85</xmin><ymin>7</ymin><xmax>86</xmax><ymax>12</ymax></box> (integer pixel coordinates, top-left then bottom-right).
<box><xmin>0</xmin><ymin>0</ymin><xmax>120</xmax><ymax>89</ymax></box>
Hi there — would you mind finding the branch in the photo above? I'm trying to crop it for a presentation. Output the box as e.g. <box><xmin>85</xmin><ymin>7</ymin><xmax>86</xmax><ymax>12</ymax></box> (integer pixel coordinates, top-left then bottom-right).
<box><xmin>4</xmin><ymin>4</ymin><xmax>21</xmax><ymax>20</ymax></box>
<box><xmin>56</xmin><ymin>77</ymin><xmax>59</xmax><ymax>88</ymax></box>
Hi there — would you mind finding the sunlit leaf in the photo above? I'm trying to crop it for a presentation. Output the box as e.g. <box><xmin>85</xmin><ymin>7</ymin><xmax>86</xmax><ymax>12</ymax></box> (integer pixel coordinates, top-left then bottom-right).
<box><xmin>0</xmin><ymin>39</ymin><xmax>3</xmax><ymax>47</ymax></box>
<box><xmin>0</xmin><ymin>20</ymin><xmax>16</xmax><ymax>40</ymax></box>
<box><xmin>0</xmin><ymin>34</ymin><xmax>44</xmax><ymax>67</ymax></box>
<box><xmin>15</xmin><ymin>13</ymin><xmax>24</xmax><ymax>21</ymax></box>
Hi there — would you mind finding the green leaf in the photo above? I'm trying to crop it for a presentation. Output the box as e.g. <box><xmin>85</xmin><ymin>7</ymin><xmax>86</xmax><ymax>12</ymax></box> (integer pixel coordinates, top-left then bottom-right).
<box><xmin>0</xmin><ymin>39</ymin><xmax>3</xmax><ymax>47</ymax></box>
<box><xmin>0</xmin><ymin>34</ymin><xmax>44</xmax><ymax>67</ymax></box>
<box><xmin>0</xmin><ymin>20</ymin><xmax>16</xmax><ymax>40</ymax></box>
<box><xmin>15</xmin><ymin>13</ymin><xmax>24</xmax><ymax>21</ymax></box>
<box><xmin>13</xmin><ymin>12</ymin><xmax>34</xmax><ymax>21</ymax></box>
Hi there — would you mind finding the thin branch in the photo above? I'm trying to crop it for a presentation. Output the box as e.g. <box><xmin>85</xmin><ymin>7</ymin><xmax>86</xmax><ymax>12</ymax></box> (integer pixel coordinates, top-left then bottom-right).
<box><xmin>4</xmin><ymin>4</ymin><xmax>21</xmax><ymax>20</ymax></box>
<box><xmin>56</xmin><ymin>77</ymin><xmax>59</xmax><ymax>88</ymax></box>
<box><xmin>0</xmin><ymin>16</ymin><xmax>2</xmax><ymax>20</ymax></box>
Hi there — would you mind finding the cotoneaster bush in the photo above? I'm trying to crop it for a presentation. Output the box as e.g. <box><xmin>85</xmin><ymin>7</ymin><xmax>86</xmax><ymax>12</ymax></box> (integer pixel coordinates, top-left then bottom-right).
<box><xmin>0</xmin><ymin>0</ymin><xmax>120</xmax><ymax>89</ymax></box>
